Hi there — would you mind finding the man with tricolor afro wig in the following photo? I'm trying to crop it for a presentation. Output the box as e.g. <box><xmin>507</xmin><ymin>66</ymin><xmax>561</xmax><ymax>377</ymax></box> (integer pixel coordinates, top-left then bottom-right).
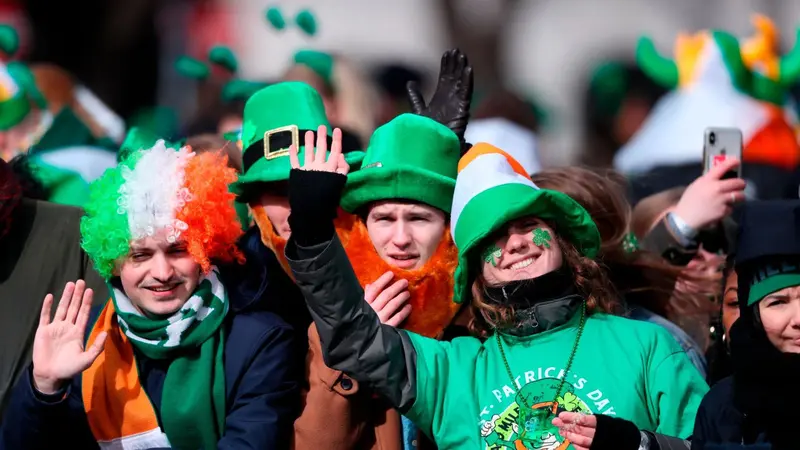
<box><xmin>1</xmin><ymin>141</ymin><xmax>300</xmax><ymax>449</ymax></box>
<box><xmin>81</xmin><ymin>141</ymin><xmax>244</xmax><ymax>280</ymax></box>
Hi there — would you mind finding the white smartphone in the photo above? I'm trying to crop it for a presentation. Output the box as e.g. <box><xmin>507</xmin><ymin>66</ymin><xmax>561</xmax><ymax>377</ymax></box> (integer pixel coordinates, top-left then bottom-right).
<box><xmin>703</xmin><ymin>127</ymin><xmax>742</xmax><ymax>179</ymax></box>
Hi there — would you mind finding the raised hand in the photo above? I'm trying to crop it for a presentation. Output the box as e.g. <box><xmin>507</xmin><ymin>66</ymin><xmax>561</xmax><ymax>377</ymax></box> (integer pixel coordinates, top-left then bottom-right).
<box><xmin>672</xmin><ymin>157</ymin><xmax>746</xmax><ymax>230</ymax></box>
<box><xmin>289</xmin><ymin>125</ymin><xmax>350</xmax><ymax>175</ymax></box>
<box><xmin>365</xmin><ymin>271</ymin><xmax>411</xmax><ymax>327</ymax></box>
<box><xmin>32</xmin><ymin>280</ymin><xmax>107</xmax><ymax>395</ymax></box>
<box><xmin>406</xmin><ymin>49</ymin><xmax>474</xmax><ymax>146</ymax></box>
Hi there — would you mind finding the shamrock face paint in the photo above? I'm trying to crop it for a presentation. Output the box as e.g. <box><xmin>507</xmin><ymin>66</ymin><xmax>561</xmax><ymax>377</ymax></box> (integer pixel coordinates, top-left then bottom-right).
<box><xmin>532</xmin><ymin>228</ymin><xmax>552</xmax><ymax>249</ymax></box>
<box><xmin>482</xmin><ymin>244</ymin><xmax>502</xmax><ymax>267</ymax></box>
<box><xmin>481</xmin><ymin>217</ymin><xmax>564</xmax><ymax>285</ymax></box>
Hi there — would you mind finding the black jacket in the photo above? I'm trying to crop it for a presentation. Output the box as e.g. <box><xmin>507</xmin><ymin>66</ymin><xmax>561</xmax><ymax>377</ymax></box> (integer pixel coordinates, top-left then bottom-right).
<box><xmin>691</xmin><ymin>377</ymin><xmax>758</xmax><ymax>449</ymax></box>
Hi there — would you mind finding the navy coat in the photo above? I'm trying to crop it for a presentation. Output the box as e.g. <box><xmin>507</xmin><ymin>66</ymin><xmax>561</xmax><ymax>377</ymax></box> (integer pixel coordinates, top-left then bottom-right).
<box><xmin>0</xmin><ymin>255</ymin><xmax>301</xmax><ymax>450</ymax></box>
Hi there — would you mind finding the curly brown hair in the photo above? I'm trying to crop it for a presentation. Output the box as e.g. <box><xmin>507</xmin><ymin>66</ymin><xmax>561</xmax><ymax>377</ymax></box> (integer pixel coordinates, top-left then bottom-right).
<box><xmin>468</xmin><ymin>224</ymin><xmax>622</xmax><ymax>338</ymax></box>
<box><xmin>532</xmin><ymin>167</ymin><xmax>718</xmax><ymax>320</ymax></box>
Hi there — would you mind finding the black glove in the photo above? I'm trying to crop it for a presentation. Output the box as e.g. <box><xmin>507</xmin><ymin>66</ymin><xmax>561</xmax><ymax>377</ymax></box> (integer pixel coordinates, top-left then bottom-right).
<box><xmin>287</xmin><ymin>169</ymin><xmax>347</xmax><ymax>247</ymax></box>
<box><xmin>592</xmin><ymin>414</ymin><xmax>641</xmax><ymax>450</ymax></box>
<box><xmin>406</xmin><ymin>48</ymin><xmax>474</xmax><ymax>153</ymax></box>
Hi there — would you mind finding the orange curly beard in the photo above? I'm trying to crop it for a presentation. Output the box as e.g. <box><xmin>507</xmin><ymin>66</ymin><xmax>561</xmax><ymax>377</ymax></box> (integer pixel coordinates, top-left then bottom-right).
<box><xmin>251</xmin><ymin>205</ymin><xmax>461</xmax><ymax>338</ymax></box>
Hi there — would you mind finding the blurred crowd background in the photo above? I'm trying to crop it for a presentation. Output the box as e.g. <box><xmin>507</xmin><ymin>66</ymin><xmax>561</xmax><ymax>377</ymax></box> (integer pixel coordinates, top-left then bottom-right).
<box><xmin>12</xmin><ymin>0</ymin><xmax>800</xmax><ymax>168</ymax></box>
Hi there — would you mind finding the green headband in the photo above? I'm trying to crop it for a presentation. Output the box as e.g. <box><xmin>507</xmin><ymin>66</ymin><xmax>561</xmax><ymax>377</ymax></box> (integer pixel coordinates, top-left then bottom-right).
<box><xmin>748</xmin><ymin>260</ymin><xmax>800</xmax><ymax>306</ymax></box>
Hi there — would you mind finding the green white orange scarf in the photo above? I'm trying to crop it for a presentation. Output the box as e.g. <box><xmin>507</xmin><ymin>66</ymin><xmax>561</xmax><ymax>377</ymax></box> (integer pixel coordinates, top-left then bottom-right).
<box><xmin>83</xmin><ymin>268</ymin><xmax>228</xmax><ymax>449</ymax></box>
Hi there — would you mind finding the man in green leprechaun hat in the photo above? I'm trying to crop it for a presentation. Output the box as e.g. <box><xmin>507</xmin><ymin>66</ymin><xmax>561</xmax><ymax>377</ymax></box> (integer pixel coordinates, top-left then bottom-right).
<box><xmin>228</xmin><ymin>80</ymin><xmax>366</xmax><ymax>275</ymax></box>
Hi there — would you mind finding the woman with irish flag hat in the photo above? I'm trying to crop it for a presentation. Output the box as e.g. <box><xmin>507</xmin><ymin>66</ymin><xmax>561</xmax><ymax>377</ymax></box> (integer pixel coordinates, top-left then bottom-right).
<box><xmin>284</xmin><ymin>141</ymin><xmax>708</xmax><ymax>449</ymax></box>
<box><xmin>1</xmin><ymin>141</ymin><xmax>299</xmax><ymax>449</ymax></box>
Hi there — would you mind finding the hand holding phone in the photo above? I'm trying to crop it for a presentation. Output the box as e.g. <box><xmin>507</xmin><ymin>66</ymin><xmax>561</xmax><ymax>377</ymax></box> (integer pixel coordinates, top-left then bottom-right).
<box><xmin>674</xmin><ymin>157</ymin><xmax>746</xmax><ymax>230</ymax></box>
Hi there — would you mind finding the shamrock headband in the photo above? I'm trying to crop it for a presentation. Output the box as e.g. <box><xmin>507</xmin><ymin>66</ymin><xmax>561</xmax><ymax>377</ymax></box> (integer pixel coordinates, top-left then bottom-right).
<box><xmin>265</xmin><ymin>6</ymin><xmax>318</xmax><ymax>36</ymax></box>
<box><xmin>264</xmin><ymin>6</ymin><xmax>336</xmax><ymax>89</ymax></box>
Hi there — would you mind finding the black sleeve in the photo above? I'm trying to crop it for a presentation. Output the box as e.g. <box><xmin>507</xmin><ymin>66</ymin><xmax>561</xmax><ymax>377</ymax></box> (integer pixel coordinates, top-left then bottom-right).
<box><xmin>285</xmin><ymin>234</ymin><xmax>419</xmax><ymax>413</ymax></box>
<box><xmin>592</xmin><ymin>414</ymin><xmax>641</xmax><ymax>449</ymax></box>
<box><xmin>287</xmin><ymin>169</ymin><xmax>346</xmax><ymax>247</ymax></box>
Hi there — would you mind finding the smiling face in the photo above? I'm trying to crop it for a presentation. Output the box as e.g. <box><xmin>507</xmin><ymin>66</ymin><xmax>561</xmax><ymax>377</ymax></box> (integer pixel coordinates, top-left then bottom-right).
<box><xmin>365</xmin><ymin>201</ymin><xmax>447</xmax><ymax>270</ymax></box>
<box><xmin>118</xmin><ymin>231</ymin><xmax>201</xmax><ymax>317</ymax></box>
<box><xmin>480</xmin><ymin>216</ymin><xmax>563</xmax><ymax>285</ymax></box>
<box><xmin>758</xmin><ymin>285</ymin><xmax>800</xmax><ymax>353</ymax></box>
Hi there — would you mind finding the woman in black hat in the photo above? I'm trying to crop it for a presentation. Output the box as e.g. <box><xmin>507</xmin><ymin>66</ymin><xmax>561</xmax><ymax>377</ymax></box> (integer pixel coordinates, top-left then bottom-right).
<box><xmin>693</xmin><ymin>199</ymin><xmax>800</xmax><ymax>449</ymax></box>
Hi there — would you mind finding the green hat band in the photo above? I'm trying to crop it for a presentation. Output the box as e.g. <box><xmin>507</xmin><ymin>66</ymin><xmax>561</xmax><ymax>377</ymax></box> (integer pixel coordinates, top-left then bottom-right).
<box><xmin>748</xmin><ymin>260</ymin><xmax>800</xmax><ymax>306</ymax></box>
<box><xmin>341</xmin><ymin>166</ymin><xmax>455</xmax><ymax>214</ymax></box>
<box><xmin>242</xmin><ymin>126</ymin><xmax>331</xmax><ymax>173</ymax></box>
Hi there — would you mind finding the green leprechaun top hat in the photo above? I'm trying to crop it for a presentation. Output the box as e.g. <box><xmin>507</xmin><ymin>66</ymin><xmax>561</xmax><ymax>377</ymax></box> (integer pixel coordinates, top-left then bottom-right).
<box><xmin>340</xmin><ymin>113</ymin><xmax>460</xmax><ymax>214</ymax></box>
<box><xmin>229</xmin><ymin>81</ymin><xmax>365</xmax><ymax>198</ymax></box>
<box><xmin>450</xmin><ymin>143</ymin><xmax>600</xmax><ymax>304</ymax></box>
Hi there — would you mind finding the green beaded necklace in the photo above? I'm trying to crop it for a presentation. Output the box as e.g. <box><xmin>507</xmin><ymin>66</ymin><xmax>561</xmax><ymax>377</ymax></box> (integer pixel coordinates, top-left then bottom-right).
<box><xmin>495</xmin><ymin>301</ymin><xmax>587</xmax><ymax>435</ymax></box>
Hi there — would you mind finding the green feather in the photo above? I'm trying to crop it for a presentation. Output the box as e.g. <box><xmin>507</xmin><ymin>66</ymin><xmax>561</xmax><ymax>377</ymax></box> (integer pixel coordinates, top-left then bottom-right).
<box><xmin>0</xmin><ymin>24</ymin><xmax>19</xmax><ymax>56</ymax></box>
<box><xmin>175</xmin><ymin>56</ymin><xmax>210</xmax><ymax>80</ymax></box>
<box><xmin>265</xmin><ymin>6</ymin><xmax>286</xmax><ymax>30</ymax></box>
<box><xmin>208</xmin><ymin>45</ymin><xmax>238</xmax><ymax>74</ymax></box>
<box><xmin>295</xmin><ymin>9</ymin><xmax>318</xmax><ymax>36</ymax></box>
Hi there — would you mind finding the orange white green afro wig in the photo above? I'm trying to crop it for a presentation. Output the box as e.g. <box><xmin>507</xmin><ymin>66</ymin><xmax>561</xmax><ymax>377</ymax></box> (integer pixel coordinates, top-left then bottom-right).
<box><xmin>80</xmin><ymin>141</ymin><xmax>244</xmax><ymax>279</ymax></box>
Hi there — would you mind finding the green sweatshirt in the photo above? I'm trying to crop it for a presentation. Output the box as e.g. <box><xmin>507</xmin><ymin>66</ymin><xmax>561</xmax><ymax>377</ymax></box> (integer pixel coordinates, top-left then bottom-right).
<box><xmin>287</xmin><ymin>235</ymin><xmax>708</xmax><ymax>450</ymax></box>
<box><xmin>406</xmin><ymin>313</ymin><xmax>708</xmax><ymax>449</ymax></box>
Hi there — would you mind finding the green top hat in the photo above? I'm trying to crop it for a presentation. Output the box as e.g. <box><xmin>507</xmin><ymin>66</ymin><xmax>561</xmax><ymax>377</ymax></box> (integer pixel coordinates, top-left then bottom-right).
<box><xmin>340</xmin><ymin>113</ymin><xmax>460</xmax><ymax>214</ymax></box>
<box><xmin>229</xmin><ymin>81</ymin><xmax>364</xmax><ymax>198</ymax></box>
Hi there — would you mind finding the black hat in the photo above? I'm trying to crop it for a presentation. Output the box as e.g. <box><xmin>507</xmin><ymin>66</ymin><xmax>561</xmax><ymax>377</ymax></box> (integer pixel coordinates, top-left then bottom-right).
<box><xmin>735</xmin><ymin>200</ymin><xmax>800</xmax><ymax>308</ymax></box>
